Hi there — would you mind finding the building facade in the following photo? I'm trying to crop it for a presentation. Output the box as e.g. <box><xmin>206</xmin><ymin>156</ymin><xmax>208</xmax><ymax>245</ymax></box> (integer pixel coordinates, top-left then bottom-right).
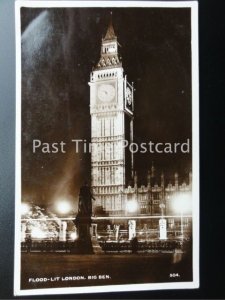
<box><xmin>89</xmin><ymin>19</ymin><xmax>192</xmax><ymax>219</ymax></box>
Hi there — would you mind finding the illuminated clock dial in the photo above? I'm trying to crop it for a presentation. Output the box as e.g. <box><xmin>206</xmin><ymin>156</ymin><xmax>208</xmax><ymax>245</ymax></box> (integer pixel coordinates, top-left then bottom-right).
<box><xmin>126</xmin><ymin>87</ymin><xmax>132</xmax><ymax>105</ymax></box>
<box><xmin>98</xmin><ymin>84</ymin><xmax>115</xmax><ymax>102</ymax></box>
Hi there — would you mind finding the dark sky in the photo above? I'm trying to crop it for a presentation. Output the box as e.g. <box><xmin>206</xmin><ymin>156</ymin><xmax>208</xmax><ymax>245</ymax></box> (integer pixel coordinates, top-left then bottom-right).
<box><xmin>21</xmin><ymin>7</ymin><xmax>192</xmax><ymax>208</ymax></box>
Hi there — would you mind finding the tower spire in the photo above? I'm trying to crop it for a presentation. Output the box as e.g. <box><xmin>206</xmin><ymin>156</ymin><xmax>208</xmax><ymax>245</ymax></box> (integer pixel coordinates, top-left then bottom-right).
<box><xmin>95</xmin><ymin>13</ymin><xmax>121</xmax><ymax>70</ymax></box>
<box><xmin>104</xmin><ymin>12</ymin><xmax>116</xmax><ymax>41</ymax></box>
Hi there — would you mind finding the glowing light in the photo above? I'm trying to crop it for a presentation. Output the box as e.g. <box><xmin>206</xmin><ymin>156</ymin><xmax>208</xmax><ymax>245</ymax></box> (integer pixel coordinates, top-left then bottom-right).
<box><xmin>172</xmin><ymin>193</ymin><xmax>192</xmax><ymax>214</ymax></box>
<box><xmin>21</xmin><ymin>203</ymin><xmax>30</xmax><ymax>215</ymax></box>
<box><xmin>31</xmin><ymin>228</ymin><xmax>46</xmax><ymax>239</ymax></box>
<box><xmin>56</xmin><ymin>200</ymin><xmax>71</xmax><ymax>214</ymax></box>
<box><xmin>126</xmin><ymin>200</ymin><xmax>138</xmax><ymax>213</ymax></box>
<box><xmin>70</xmin><ymin>232</ymin><xmax>77</xmax><ymax>240</ymax></box>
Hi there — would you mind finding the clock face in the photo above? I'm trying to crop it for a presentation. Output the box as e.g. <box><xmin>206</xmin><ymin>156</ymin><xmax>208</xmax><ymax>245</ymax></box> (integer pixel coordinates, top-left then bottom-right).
<box><xmin>126</xmin><ymin>87</ymin><xmax>132</xmax><ymax>106</ymax></box>
<box><xmin>98</xmin><ymin>84</ymin><xmax>115</xmax><ymax>102</ymax></box>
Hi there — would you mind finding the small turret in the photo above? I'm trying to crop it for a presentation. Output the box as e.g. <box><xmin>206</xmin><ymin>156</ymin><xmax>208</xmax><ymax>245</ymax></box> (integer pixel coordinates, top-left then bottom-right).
<box><xmin>161</xmin><ymin>172</ymin><xmax>165</xmax><ymax>188</ymax></box>
<box><xmin>134</xmin><ymin>171</ymin><xmax>138</xmax><ymax>190</ymax></box>
<box><xmin>150</xmin><ymin>161</ymin><xmax>156</xmax><ymax>186</ymax></box>
<box><xmin>147</xmin><ymin>170</ymin><xmax>151</xmax><ymax>188</ymax></box>
<box><xmin>175</xmin><ymin>172</ymin><xmax>179</xmax><ymax>190</ymax></box>
<box><xmin>151</xmin><ymin>161</ymin><xmax>155</xmax><ymax>178</ymax></box>
<box><xmin>189</xmin><ymin>171</ymin><xmax>192</xmax><ymax>188</ymax></box>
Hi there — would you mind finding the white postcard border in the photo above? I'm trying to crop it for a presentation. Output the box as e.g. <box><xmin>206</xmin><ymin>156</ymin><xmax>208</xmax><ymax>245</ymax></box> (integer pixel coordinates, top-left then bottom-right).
<box><xmin>14</xmin><ymin>0</ymin><xmax>199</xmax><ymax>296</ymax></box>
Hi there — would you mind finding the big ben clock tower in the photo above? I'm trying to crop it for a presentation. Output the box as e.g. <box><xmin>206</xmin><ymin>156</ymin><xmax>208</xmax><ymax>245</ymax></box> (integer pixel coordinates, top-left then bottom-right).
<box><xmin>89</xmin><ymin>17</ymin><xmax>134</xmax><ymax>216</ymax></box>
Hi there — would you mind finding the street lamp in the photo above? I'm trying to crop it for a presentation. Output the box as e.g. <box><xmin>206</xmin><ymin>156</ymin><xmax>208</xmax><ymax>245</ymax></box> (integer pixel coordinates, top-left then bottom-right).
<box><xmin>31</xmin><ymin>227</ymin><xmax>46</xmax><ymax>239</ymax></box>
<box><xmin>126</xmin><ymin>200</ymin><xmax>138</xmax><ymax>213</ymax></box>
<box><xmin>159</xmin><ymin>203</ymin><xmax>167</xmax><ymax>240</ymax></box>
<box><xmin>172</xmin><ymin>192</ymin><xmax>192</xmax><ymax>240</ymax></box>
<box><xmin>126</xmin><ymin>200</ymin><xmax>138</xmax><ymax>241</ymax></box>
<box><xmin>70</xmin><ymin>232</ymin><xmax>77</xmax><ymax>240</ymax></box>
<box><xmin>21</xmin><ymin>203</ymin><xmax>31</xmax><ymax>242</ymax></box>
<box><xmin>21</xmin><ymin>203</ymin><xmax>30</xmax><ymax>216</ymax></box>
<box><xmin>55</xmin><ymin>200</ymin><xmax>72</xmax><ymax>215</ymax></box>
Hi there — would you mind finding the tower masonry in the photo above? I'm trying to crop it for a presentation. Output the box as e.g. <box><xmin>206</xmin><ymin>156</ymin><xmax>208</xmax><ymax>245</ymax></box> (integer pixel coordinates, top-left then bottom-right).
<box><xmin>89</xmin><ymin>18</ymin><xmax>134</xmax><ymax>215</ymax></box>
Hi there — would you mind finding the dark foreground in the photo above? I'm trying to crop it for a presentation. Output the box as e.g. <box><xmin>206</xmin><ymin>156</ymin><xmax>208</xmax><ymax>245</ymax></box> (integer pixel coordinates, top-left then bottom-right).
<box><xmin>21</xmin><ymin>251</ymin><xmax>192</xmax><ymax>290</ymax></box>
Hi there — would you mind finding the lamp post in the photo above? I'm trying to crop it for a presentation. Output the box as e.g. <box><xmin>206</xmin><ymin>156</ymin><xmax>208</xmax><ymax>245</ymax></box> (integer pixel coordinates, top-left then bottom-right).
<box><xmin>55</xmin><ymin>200</ymin><xmax>72</xmax><ymax>215</ymax></box>
<box><xmin>126</xmin><ymin>200</ymin><xmax>138</xmax><ymax>214</ymax></box>
<box><xmin>21</xmin><ymin>203</ymin><xmax>31</xmax><ymax>242</ymax></box>
<box><xmin>21</xmin><ymin>202</ymin><xmax>30</xmax><ymax>216</ymax></box>
<box><xmin>172</xmin><ymin>193</ymin><xmax>192</xmax><ymax>240</ymax></box>
<box><xmin>180</xmin><ymin>209</ymin><xmax>184</xmax><ymax>240</ymax></box>
<box><xmin>55</xmin><ymin>200</ymin><xmax>73</xmax><ymax>242</ymax></box>
<box><xmin>159</xmin><ymin>203</ymin><xmax>167</xmax><ymax>240</ymax></box>
<box><xmin>126</xmin><ymin>200</ymin><xmax>138</xmax><ymax>241</ymax></box>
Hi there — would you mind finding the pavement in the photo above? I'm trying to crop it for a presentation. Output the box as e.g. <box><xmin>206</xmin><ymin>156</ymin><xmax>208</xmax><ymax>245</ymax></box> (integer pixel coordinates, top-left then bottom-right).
<box><xmin>21</xmin><ymin>252</ymin><xmax>192</xmax><ymax>290</ymax></box>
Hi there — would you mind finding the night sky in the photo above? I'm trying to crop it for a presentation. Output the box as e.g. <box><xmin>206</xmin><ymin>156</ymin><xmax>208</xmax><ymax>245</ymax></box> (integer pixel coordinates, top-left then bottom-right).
<box><xmin>21</xmin><ymin>7</ymin><xmax>192</xmax><ymax>209</ymax></box>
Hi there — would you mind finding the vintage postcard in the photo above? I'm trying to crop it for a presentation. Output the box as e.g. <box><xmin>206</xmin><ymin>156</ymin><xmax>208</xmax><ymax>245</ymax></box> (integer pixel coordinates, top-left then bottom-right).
<box><xmin>14</xmin><ymin>0</ymin><xmax>199</xmax><ymax>296</ymax></box>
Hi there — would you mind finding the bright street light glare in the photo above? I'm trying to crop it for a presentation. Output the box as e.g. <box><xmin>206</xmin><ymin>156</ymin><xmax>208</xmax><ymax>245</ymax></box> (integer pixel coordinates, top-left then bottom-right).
<box><xmin>126</xmin><ymin>200</ymin><xmax>138</xmax><ymax>213</ymax></box>
<box><xmin>70</xmin><ymin>232</ymin><xmax>77</xmax><ymax>240</ymax></box>
<box><xmin>172</xmin><ymin>193</ymin><xmax>192</xmax><ymax>214</ymax></box>
<box><xmin>56</xmin><ymin>200</ymin><xmax>71</xmax><ymax>214</ymax></box>
<box><xmin>21</xmin><ymin>203</ymin><xmax>30</xmax><ymax>215</ymax></box>
<box><xmin>31</xmin><ymin>228</ymin><xmax>46</xmax><ymax>239</ymax></box>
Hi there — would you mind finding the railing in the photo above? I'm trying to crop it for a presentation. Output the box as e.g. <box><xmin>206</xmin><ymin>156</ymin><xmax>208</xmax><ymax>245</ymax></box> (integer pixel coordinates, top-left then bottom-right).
<box><xmin>99</xmin><ymin>240</ymin><xmax>183</xmax><ymax>254</ymax></box>
<box><xmin>21</xmin><ymin>241</ymin><xmax>74</xmax><ymax>253</ymax></box>
<box><xmin>21</xmin><ymin>240</ymin><xmax>184</xmax><ymax>253</ymax></box>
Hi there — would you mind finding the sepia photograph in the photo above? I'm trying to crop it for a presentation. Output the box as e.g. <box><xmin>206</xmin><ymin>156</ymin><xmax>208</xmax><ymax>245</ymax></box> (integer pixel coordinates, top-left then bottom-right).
<box><xmin>14</xmin><ymin>1</ymin><xmax>199</xmax><ymax>296</ymax></box>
